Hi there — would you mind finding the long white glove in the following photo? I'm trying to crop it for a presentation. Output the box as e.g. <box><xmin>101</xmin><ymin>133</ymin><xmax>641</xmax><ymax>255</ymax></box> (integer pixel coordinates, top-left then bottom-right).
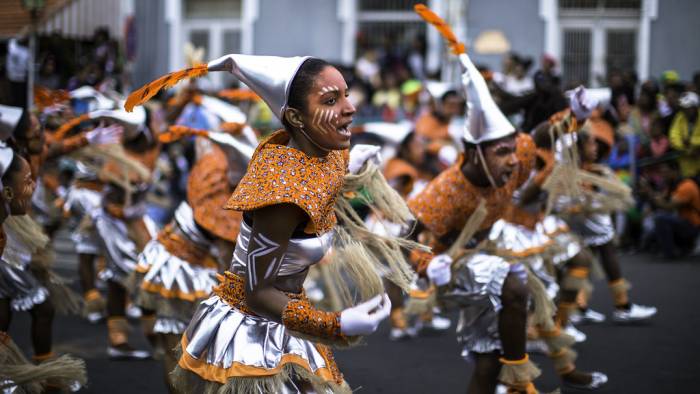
<box><xmin>569</xmin><ymin>86</ymin><xmax>598</xmax><ymax>120</ymax></box>
<box><xmin>340</xmin><ymin>294</ymin><xmax>391</xmax><ymax>336</ymax></box>
<box><xmin>348</xmin><ymin>144</ymin><xmax>382</xmax><ymax>175</ymax></box>
<box><xmin>85</xmin><ymin>125</ymin><xmax>123</xmax><ymax>145</ymax></box>
<box><xmin>426</xmin><ymin>254</ymin><xmax>453</xmax><ymax>286</ymax></box>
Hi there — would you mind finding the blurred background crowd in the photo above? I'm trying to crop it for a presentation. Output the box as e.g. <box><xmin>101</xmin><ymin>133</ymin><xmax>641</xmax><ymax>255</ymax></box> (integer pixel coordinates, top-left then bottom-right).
<box><xmin>1</xmin><ymin>0</ymin><xmax>699</xmax><ymax>260</ymax></box>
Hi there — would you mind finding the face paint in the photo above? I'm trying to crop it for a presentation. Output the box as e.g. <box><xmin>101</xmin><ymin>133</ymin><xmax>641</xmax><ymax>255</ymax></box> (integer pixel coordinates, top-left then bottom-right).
<box><xmin>311</xmin><ymin>108</ymin><xmax>339</xmax><ymax>135</ymax></box>
<box><xmin>318</xmin><ymin>85</ymin><xmax>340</xmax><ymax>95</ymax></box>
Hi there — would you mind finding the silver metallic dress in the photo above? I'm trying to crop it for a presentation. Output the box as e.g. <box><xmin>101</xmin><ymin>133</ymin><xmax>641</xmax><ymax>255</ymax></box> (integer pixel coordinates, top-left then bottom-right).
<box><xmin>64</xmin><ymin>167</ymin><xmax>103</xmax><ymax>255</ymax></box>
<box><xmin>0</xmin><ymin>226</ymin><xmax>48</xmax><ymax>311</ymax></box>
<box><xmin>175</xmin><ymin>219</ymin><xmax>348</xmax><ymax>393</ymax></box>
<box><xmin>133</xmin><ymin>203</ymin><xmax>220</xmax><ymax>335</ymax></box>
<box><xmin>91</xmin><ymin>206</ymin><xmax>140</xmax><ymax>288</ymax></box>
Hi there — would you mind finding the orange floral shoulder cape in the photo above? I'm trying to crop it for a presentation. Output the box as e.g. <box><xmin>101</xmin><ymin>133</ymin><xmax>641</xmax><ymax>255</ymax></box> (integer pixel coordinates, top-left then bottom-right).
<box><xmin>188</xmin><ymin>144</ymin><xmax>242</xmax><ymax>243</ymax></box>
<box><xmin>224</xmin><ymin>130</ymin><xmax>347</xmax><ymax>234</ymax></box>
<box><xmin>407</xmin><ymin>133</ymin><xmax>536</xmax><ymax>238</ymax></box>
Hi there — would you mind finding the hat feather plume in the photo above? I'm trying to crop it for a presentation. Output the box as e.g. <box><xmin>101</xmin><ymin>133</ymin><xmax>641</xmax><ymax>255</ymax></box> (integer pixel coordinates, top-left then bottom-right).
<box><xmin>414</xmin><ymin>4</ymin><xmax>466</xmax><ymax>55</ymax></box>
<box><xmin>124</xmin><ymin>64</ymin><xmax>209</xmax><ymax>112</ymax></box>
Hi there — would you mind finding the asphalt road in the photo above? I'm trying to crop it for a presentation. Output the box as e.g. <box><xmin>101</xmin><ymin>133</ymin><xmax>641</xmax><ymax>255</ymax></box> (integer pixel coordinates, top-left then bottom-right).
<box><xmin>7</xmin><ymin>237</ymin><xmax>700</xmax><ymax>394</ymax></box>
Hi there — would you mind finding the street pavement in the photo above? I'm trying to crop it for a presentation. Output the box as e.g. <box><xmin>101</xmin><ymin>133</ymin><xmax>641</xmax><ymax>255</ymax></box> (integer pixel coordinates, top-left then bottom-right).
<box><xmin>7</xmin><ymin>231</ymin><xmax>700</xmax><ymax>393</ymax></box>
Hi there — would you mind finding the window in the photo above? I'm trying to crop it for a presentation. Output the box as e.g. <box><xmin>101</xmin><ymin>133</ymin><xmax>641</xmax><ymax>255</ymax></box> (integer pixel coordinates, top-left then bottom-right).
<box><xmin>558</xmin><ymin>0</ymin><xmax>640</xmax><ymax>87</ymax></box>
<box><xmin>560</xmin><ymin>0</ymin><xmax>640</xmax><ymax>10</ymax></box>
<box><xmin>606</xmin><ymin>30</ymin><xmax>636</xmax><ymax>75</ymax></box>
<box><xmin>562</xmin><ymin>29</ymin><xmax>592</xmax><ymax>86</ymax></box>
<box><xmin>356</xmin><ymin>0</ymin><xmax>425</xmax><ymax>59</ymax></box>
<box><xmin>184</xmin><ymin>0</ymin><xmax>242</xmax><ymax>19</ymax></box>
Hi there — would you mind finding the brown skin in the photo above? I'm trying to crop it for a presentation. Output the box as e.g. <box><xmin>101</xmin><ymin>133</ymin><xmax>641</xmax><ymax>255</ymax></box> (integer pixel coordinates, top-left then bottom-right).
<box><xmin>441</xmin><ymin>95</ymin><xmax>465</xmax><ymax>120</ymax></box>
<box><xmin>2</xmin><ymin>156</ymin><xmax>36</xmax><ymax>215</ymax></box>
<box><xmin>461</xmin><ymin>135</ymin><xmax>518</xmax><ymax>188</ymax></box>
<box><xmin>285</xmin><ymin>66</ymin><xmax>356</xmax><ymax>156</ymax></box>
<box><xmin>581</xmin><ymin>134</ymin><xmax>599</xmax><ymax>164</ymax></box>
<box><xmin>247</xmin><ymin>66</ymin><xmax>355</xmax><ymax>321</ymax></box>
<box><xmin>22</xmin><ymin>115</ymin><xmax>45</xmax><ymax>155</ymax></box>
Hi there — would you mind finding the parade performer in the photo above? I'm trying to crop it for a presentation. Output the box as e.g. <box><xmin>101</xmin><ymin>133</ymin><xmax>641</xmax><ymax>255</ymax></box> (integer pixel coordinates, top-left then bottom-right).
<box><xmin>125</xmin><ymin>52</ymin><xmax>422</xmax><ymax>393</ymax></box>
<box><xmin>361</xmin><ymin>122</ymin><xmax>451</xmax><ymax>339</ymax></box>
<box><xmin>407</xmin><ymin>5</ymin><xmax>607</xmax><ymax>392</ymax></box>
<box><xmin>132</xmin><ymin>123</ymin><xmax>252</xmax><ymax>390</ymax></box>
<box><xmin>558</xmin><ymin>112</ymin><xmax>657</xmax><ymax>323</ymax></box>
<box><xmin>0</xmin><ymin>106</ymin><xmax>86</xmax><ymax>392</ymax></box>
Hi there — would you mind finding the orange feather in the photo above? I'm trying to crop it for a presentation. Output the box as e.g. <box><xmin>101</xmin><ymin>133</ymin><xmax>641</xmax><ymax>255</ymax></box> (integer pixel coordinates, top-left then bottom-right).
<box><xmin>218</xmin><ymin>89</ymin><xmax>261</xmax><ymax>102</ymax></box>
<box><xmin>124</xmin><ymin>64</ymin><xmax>209</xmax><ymax>112</ymax></box>
<box><xmin>159</xmin><ymin>125</ymin><xmax>209</xmax><ymax>143</ymax></box>
<box><xmin>414</xmin><ymin>4</ymin><xmax>466</xmax><ymax>55</ymax></box>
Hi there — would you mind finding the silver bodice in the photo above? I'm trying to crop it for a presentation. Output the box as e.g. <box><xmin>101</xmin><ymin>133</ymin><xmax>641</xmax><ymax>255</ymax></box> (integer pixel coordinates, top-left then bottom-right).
<box><xmin>230</xmin><ymin>220</ymin><xmax>332</xmax><ymax>277</ymax></box>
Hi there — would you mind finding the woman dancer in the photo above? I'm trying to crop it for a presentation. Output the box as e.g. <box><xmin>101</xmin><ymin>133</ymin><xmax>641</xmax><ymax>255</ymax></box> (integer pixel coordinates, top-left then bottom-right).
<box><xmin>125</xmin><ymin>53</ymin><xmax>420</xmax><ymax>392</ymax></box>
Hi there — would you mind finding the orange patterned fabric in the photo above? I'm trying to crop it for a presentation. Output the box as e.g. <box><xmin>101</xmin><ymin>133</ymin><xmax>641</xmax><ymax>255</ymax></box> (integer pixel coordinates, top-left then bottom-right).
<box><xmin>212</xmin><ymin>272</ymin><xmax>256</xmax><ymax>315</ymax></box>
<box><xmin>188</xmin><ymin>145</ymin><xmax>242</xmax><ymax>242</ymax></box>
<box><xmin>548</xmin><ymin>108</ymin><xmax>579</xmax><ymax>133</ymax></box>
<box><xmin>156</xmin><ymin>224</ymin><xmax>219</xmax><ymax>269</ymax></box>
<box><xmin>282</xmin><ymin>299</ymin><xmax>343</xmax><ymax>342</ymax></box>
<box><xmin>224</xmin><ymin>130</ymin><xmax>347</xmax><ymax>234</ymax></box>
<box><xmin>408</xmin><ymin>133</ymin><xmax>536</xmax><ymax>238</ymax></box>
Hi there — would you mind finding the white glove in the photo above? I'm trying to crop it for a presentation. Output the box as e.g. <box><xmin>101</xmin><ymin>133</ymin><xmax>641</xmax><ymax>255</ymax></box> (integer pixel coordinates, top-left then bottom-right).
<box><xmin>348</xmin><ymin>144</ymin><xmax>382</xmax><ymax>175</ymax></box>
<box><xmin>426</xmin><ymin>254</ymin><xmax>453</xmax><ymax>286</ymax></box>
<box><xmin>569</xmin><ymin>86</ymin><xmax>598</xmax><ymax>120</ymax></box>
<box><xmin>85</xmin><ymin>125</ymin><xmax>123</xmax><ymax>145</ymax></box>
<box><xmin>340</xmin><ymin>294</ymin><xmax>391</xmax><ymax>336</ymax></box>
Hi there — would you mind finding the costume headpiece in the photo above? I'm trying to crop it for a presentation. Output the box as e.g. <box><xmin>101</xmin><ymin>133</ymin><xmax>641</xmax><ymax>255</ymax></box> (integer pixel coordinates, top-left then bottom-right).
<box><xmin>70</xmin><ymin>86</ymin><xmax>115</xmax><ymax>111</ymax></box>
<box><xmin>457</xmin><ymin>53</ymin><xmax>515</xmax><ymax>144</ymax></box>
<box><xmin>362</xmin><ymin>121</ymin><xmax>413</xmax><ymax>145</ymax></box>
<box><xmin>0</xmin><ymin>105</ymin><xmax>23</xmax><ymax>141</ymax></box>
<box><xmin>414</xmin><ymin>3</ymin><xmax>513</xmax><ymax>145</ymax></box>
<box><xmin>125</xmin><ymin>54</ymin><xmax>311</xmax><ymax>120</ymax></box>
<box><xmin>89</xmin><ymin>102</ymin><xmax>147</xmax><ymax>137</ymax></box>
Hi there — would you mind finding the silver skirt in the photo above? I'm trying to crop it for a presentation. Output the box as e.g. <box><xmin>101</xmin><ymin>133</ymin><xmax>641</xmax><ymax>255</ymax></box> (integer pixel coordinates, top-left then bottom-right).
<box><xmin>65</xmin><ymin>187</ymin><xmax>102</xmax><ymax>255</ymax></box>
<box><xmin>0</xmin><ymin>261</ymin><xmax>48</xmax><ymax>311</ymax></box>
<box><xmin>540</xmin><ymin>215</ymin><xmax>582</xmax><ymax>265</ymax></box>
<box><xmin>564</xmin><ymin>213</ymin><xmax>615</xmax><ymax>247</ymax></box>
<box><xmin>92</xmin><ymin>210</ymin><xmax>139</xmax><ymax>287</ymax></box>
<box><xmin>180</xmin><ymin>295</ymin><xmax>340</xmax><ymax>387</ymax></box>
<box><xmin>442</xmin><ymin>253</ymin><xmax>511</xmax><ymax>356</ymax></box>
<box><xmin>135</xmin><ymin>240</ymin><xmax>219</xmax><ymax>334</ymax></box>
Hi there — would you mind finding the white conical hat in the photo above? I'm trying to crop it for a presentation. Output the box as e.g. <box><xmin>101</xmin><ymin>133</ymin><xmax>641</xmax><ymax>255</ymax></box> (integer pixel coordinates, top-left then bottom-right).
<box><xmin>208</xmin><ymin>54</ymin><xmax>311</xmax><ymax>119</ymax></box>
<box><xmin>362</xmin><ymin>121</ymin><xmax>413</xmax><ymax>145</ymax></box>
<box><xmin>89</xmin><ymin>101</ymin><xmax>146</xmax><ymax>136</ymax></box>
<box><xmin>200</xmin><ymin>96</ymin><xmax>247</xmax><ymax>124</ymax></box>
<box><xmin>0</xmin><ymin>141</ymin><xmax>14</xmax><ymax>188</ymax></box>
<box><xmin>458</xmin><ymin>53</ymin><xmax>515</xmax><ymax>144</ymax></box>
<box><xmin>0</xmin><ymin>105</ymin><xmax>23</xmax><ymax>141</ymax></box>
<box><xmin>70</xmin><ymin>86</ymin><xmax>115</xmax><ymax>111</ymax></box>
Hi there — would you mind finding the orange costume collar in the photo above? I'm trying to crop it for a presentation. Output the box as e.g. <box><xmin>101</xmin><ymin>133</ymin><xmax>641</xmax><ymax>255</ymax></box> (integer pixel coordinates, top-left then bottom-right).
<box><xmin>408</xmin><ymin>133</ymin><xmax>536</xmax><ymax>238</ymax></box>
<box><xmin>224</xmin><ymin>130</ymin><xmax>347</xmax><ymax>234</ymax></box>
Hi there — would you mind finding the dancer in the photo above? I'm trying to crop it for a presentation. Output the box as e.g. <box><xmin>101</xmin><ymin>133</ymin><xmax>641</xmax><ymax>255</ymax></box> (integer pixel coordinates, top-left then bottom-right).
<box><xmin>0</xmin><ymin>105</ymin><xmax>86</xmax><ymax>392</ymax></box>
<box><xmin>563</xmin><ymin>115</ymin><xmax>657</xmax><ymax>323</ymax></box>
<box><xmin>407</xmin><ymin>5</ymin><xmax>607</xmax><ymax>392</ymax></box>
<box><xmin>125</xmin><ymin>53</ymin><xmax>420</xmax><ymax>393</ymax></box>
<box><xmin>132</xmin><ymin>123</ymin><xmax>252</xmax><ymax>390</ymax></box>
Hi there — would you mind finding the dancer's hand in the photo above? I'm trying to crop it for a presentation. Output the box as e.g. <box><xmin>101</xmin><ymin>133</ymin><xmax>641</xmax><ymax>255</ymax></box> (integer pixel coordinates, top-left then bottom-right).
<box><xmin>348</xmin><ymin>144</ymin><xmax>382</xmax><ymax>175</ymax></box>
<box><xmin>340</xmin><ymin>294</ymin><xmax>391</xmax><ymax>336</ymax></box>
<box><xmin>85</xmin><ymin>125</ymin><xmax>123</xmax><ymax>145</ymax></box>
<box><xmin>569</xmin><ymin>86</ymin><xmax>598</xmax><ymax>120</ymax></box>
<box><xmin>427</xmin><ymin>254</ymin><xmax>453</xmax><ymax>286</ymax></box>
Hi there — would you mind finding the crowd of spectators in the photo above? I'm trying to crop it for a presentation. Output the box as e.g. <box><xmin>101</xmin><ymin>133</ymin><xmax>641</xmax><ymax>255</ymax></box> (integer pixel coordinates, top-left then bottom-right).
<box><xmin>3</xmin><ymin>31</ymin><xmax>699</xmax><ymax>260</ymax></box>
